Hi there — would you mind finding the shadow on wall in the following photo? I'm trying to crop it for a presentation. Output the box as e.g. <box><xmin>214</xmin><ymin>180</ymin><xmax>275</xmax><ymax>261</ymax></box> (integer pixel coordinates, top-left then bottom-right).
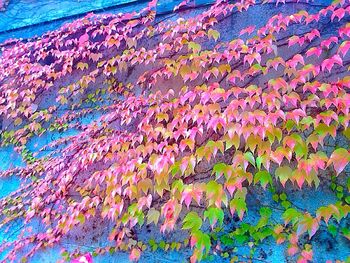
<box><xmin>0</xmin><ymin>0</ymin><xmax>217</xmax><ymax>44</ymax></box>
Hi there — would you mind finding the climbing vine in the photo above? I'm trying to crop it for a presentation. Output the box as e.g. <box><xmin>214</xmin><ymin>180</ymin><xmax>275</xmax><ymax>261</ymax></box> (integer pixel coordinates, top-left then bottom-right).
<box><xmin>0</xmin><ymin>0</ymin><xmax>350</xmax><ymax>262</ymax></box>
<box><xmin>0</xmin><ymin>0</ymin><xmax>9</xmax><ymax>11</ymax></box>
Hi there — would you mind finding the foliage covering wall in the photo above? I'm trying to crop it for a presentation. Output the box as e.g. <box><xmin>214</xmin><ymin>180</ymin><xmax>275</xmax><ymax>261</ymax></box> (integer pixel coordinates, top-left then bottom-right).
<box><xmin>0</xmin><ymin>0</ymin><xmax>350</xmax><ymax>262</ymax></box>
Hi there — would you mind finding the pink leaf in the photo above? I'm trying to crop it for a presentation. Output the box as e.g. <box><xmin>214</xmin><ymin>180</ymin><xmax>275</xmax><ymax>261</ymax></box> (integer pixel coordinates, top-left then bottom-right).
<box><xmin>239</xmin><ymin>25</ymin><xmax>255</xmax><ymax>36</ymax></box>
<box><xmin>331</xmin><ymin>8</ymin><xmax>345</xmax><ymax>21</ymax></box>
<box><xmin>129</xmin><ymin>248</ymin><xmax>141</xmax><ymax>261</ymax></box>
<box><xmin>306</xmin><ymin>47</ymin><xmax>322</xmax><ymax>58</ymax></box>
<box><xmin>79</xmin><ymin>34</ymin><xmax>89</xmax><ymax>46</ymax></box>
<box><xmin>338</xmin><ymin>41</ymin><xmax>350</xmax><ymax>57</ymax></box>
<box><xmin>321</xmin><ymin>54</ymin><xmax>342</xmax><ymax>72</ymax></box>
<box><xmin>288</xmin><ymin>35</ymin><xmax>304</xmax><ymax>47</ymax></box>
<box><xmin>71</xmin><ymin>253</ymin><xmax>93</xmax><ymax>263</ymax></box>
<box><xmin>327</xmin><ymin>148</ymin><xmax>350</xmax><ymax>175</ymax></box>
<box><xmin>320</xmin><ymin>36</ymin><xmax>338</xmax><ymax>49</ymax></box>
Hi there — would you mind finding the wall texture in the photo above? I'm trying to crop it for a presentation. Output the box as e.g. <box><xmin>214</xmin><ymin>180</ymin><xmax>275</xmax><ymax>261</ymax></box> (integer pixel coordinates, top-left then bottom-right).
<box><xmin>0</xmin><ymin>1</ymin><xmax>349</xmax><ymax>262</ymax></box>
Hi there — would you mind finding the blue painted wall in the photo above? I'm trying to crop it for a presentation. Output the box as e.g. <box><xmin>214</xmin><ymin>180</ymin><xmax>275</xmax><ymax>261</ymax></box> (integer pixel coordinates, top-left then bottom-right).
<box><xmin>0</xmin><ymin>0</ymin><xmax>349</xmax><ymax>262</ymax></box>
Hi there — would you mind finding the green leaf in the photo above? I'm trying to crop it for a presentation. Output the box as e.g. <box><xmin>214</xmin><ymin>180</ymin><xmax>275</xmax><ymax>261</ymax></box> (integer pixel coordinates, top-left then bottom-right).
<box><xmin>282</xmin><ymin>208</ymin><xmax>301</xmax><ymax>225</ymax></box>
<box><xmin>182</xmin><ymin>211</ymin><xmax>202</xmax><ymax>231</ymax></box>
<box><xmin>229</xmin><ymin>198</ymin><xmax>247</xmax><ymax>220</ymax></box>
<box><xmin>341</xmin><ymin>227</ymin><xmax>350</xmax><ymax>240</ymax></box>
<box><xmin>152</xmin><ymin>244</ymin><xmax>158</xmax><ymax>251</ymax></box>
<box><xmin>170</xmin><ymin>242</ymin><xmax>177</xmax><ymax>250</ymax></box>
<box><xmin>244</xmin><ymin>152</ymin><xmax>255</xmax><ymax>167</ymax></box>
<box><xmin>256</xmin><ymin>208</ymin><xmax>272</xmax><ymax>230</ymax></box>
<box><xmin>147</xmin><ymin>208</ymin><xmax>160</xmax><ymax>225</ymax></box>
<box><xmin>300</xmin><ymin>116</ymin><xmax>314</xmax><ymax>126</ymax></box>
<box><xmin>192</xmin><ymin>230</ymin><xmax>211</xmax><ymax>254</ymax></box>
<box><xmin>159</xmin><ymin>240</ymin><xmax>166</xmax><ymax>250</ymax></box>
<box><xmin>291</xmin><ymin>134</ymin><xmax>308</xmax><ymax>159</ymax></box>
<box><xmin>208</xmin><ymin>29</ymin><xmax>220</xmax><ymax>41</ymax></box>
<box><xmin>315</xmin><ymin>123</ymin><xmax>336</xmax><ymax>137</ymax></box>
<box><xmin>76</xmin><ymin>213</ymin><xmax>85</xmax><ymax>224</ymax></box>
<box><xmin>272</xmin><ymin>194</ymin><xmax>279</xmax><ymax>202</ymax></box>
<box><xmin>188</xmin><ymin>42</ymin><xmax>201</xmax><ymax>53</ymax></box>
<box><xmin>109</xmin><ymin>247</ymin><xmax>115</xmax><ymax>255</ymax></box>
<box><xmin>285</xmin><ymin>120</ymin><xmax>295</xmax><ymax>132</ymax></box>
<box><xmin>170</xmin><ymin>162</ymin><xmax>181</xmax><ymax>177</ymax></box>
<box><xmin>345</xmin><ymin>196</ymin><xmax>350</xmax><ymax>205</ymax></box>
<box><xmin>172</xmin><ymin>179</ymin><xmax>184</xmax><ymax>193</ymax></box>
<box><xmin>256</xmin><ymin>156</ymin><xmax>262</xmax><ymax>170</ymax></box>
<box><xmin>259</xmin><ymin>207</ymin><xmax>272</xmax><ymax>218</ymax></box>
<box><xmin>281</xmin><ymin>200</ymin><xmax>291</xmax><ymax>209</ymax></box>
<box><xmin>233</xmin><ymin>227</ymin><xmax>249</xmax><ymax>244</ymax></box>
<box><xmin>254</xmin><ymin>171</ymin><xmax>272</xmax><ymax>189</ymax></box>
<box><xmin>220</xmin><ymin>235</ymin><xmax>234</xmax><ymax>246</ymax></box>
<box><xmin>336</xmin><ymin>186</ymin><xmax>343</xmax><ymax>192</ymax></box>
<box><xmin>343</xmin><ymin>128</ymin><xmax>350</xmax><ymax>140</ymax></box>
<box><xmin>331</xmin><ymin>182</ymin><xmax>337</xmax><ymax>191</ymax></box>
<box><xmin>252</xmin><ymin>227</ymin><xmax>273</xmax><ymax>242</ymax></box>
<box><xmin>280</xmin><ymin>193</ymin><xmax>287</xmax><ymax>201</ymax></box>
<box><xmin>275</xmin><ymin>128</ymin><xmax>283</xmax><ymax>143</ymax></box>
<box><xmin>204</xmin><ymin>207</ymin><xmax>224</xmax><ymax>227</ymax></box>
<box><xmin>212</xmin><ymin>163</ymin><xmax>227</xmax><ymax>180</ymax></box>
<box><xmin>336</xmin><ymin>191</ymin><xmax>344</xmax><ymax>200</ymax></box>
<box><xmin>328</xmin><ymin>224</ymin><xmax>337</xmax><ymax>238</ymax></box>
<box><xmin>149</xmin><ymin>239</ymin><xmax>156</xmax><ymax>246</ymax></box>
<box><xmin>275</xmin><ymin>166</ymin><xmax>293</xmax><ymax>187</ymax></box>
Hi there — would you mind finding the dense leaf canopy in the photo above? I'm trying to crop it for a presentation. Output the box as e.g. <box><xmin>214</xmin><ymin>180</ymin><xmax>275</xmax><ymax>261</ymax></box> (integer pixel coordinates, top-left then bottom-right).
<box><xmin>0</xmin><ymin>0</ymin><xmax>349</xmax><ymax>262</ymax></box>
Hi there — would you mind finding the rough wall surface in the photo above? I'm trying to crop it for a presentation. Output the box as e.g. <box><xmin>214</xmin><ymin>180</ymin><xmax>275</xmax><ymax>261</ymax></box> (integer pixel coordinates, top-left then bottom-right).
<box><xmin>0</xmin><ymin>1</ymin><xmax>349</xmax><ymax>262</ymax></box>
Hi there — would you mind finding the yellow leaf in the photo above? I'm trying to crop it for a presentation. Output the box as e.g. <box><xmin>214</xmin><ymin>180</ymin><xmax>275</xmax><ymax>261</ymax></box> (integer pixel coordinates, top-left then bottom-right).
<box><xmin>14</xmin><ymin>117</ymin><xmax>22</xmax><ymax>126</ymax></box>
<box><xmin>76</xmin><ymin>62</ymin><xmax>88</xmax><ymax>70</ymax></box>
<box><xmin>218</xmin><ymin>64</ymin><xmax>231</xmax><ymax>75</ymax></box>
<box><xmin>137</xmin><ymin>178</ymin><xmax>153</xmax><ymax>195</ymax></box>
<box><xmin>208</xmin><ymin>29</ymin><xmax>220</xmax><ymax>41</ymax></box>
<box><xmin>179</xmin><ymin>65</ymin><xmax>191</xmax><ymax>78</ymax></box>
<box><xmin>147</xmin><ymin>207</ymin><xmax>160</xmax><ymax>225</ymax></box>
<box><xmin>188</xmin><ymin>42</ymin><xmax>201</xmax><ymax>53</ymax></box>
